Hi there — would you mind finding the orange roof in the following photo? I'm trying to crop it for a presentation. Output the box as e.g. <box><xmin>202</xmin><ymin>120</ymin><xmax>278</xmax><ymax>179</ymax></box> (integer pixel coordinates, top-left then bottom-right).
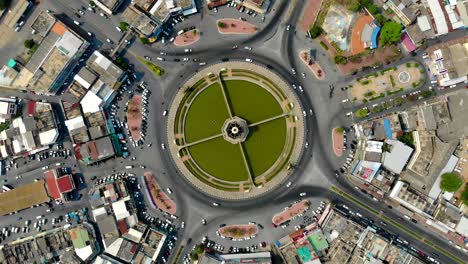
<box><xmin>51</xmin><ymin>22</ymin><xmax>67</xmax><ymax>36</ymax></box>
<box><xmin>351</xmin><ymin>14</ymin><xmax>374</xmax><ymax>55</ymax></box>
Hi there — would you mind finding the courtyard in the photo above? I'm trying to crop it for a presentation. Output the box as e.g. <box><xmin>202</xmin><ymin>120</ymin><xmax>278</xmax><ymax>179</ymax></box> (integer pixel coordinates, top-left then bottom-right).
<box><xmin>349</xmin><ymin>62</ymin><xmax>425</xmax><ymax>102</ymax></box>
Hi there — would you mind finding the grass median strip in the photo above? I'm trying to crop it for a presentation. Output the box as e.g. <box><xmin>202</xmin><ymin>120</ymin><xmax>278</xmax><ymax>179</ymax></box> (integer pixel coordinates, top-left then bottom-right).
<box><xmin>330</xmin><ymin>185</ymin><xmax>465</xmax><ymax>264</ymax></box>
<box><xmin>137</xmin><ymin>56</ymin><xmax>165</xmax><ymax>76</ymax></box>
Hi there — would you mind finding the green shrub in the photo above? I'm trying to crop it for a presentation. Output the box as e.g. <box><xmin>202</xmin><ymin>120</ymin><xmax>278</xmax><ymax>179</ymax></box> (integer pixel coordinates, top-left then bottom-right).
<box><xmin>365</xmin><ymin>72</ymin><xmax>378</xmax><ymax>78</ymax></box>
<box><xmin>309</xmin><ymin>26</ymin><xmax>322</xmax><ymax>38</ymax></box>
<box><xmin>364</xmin><ymin>91</ymin><xmax>375</xmax><ymax>97</ymax></box>
<box><xmin>362</xmin><ymin>99</ymin><xmax>368</xmax><ymax>103</ymax></box>
<box><xmin>218</xmin><ymin>21</ymin><xmax>227</xmax><ymax>28</ymax></box>
<box><xmin>440</xmin><ymin>172</ymin><xmax>463</xmax><ymax>192</ymax></box>
<box><xmin>406</xmin><ymin>62</ymin><xmax>412</xmax><ymax>67</ymax></box>
<box><xmin>360</xmin><ymin>80</ymin><xmax>371</xmax><ymax>85</ymax></box>
<box><xmin>319</xmin><ymin>41</ymin><xmax>329</xmax><ymax>50</ymax></box>
<box><xmin>355</xmin><ymin>109</ymin><xmax>369</xmax><ymax>118</ymax></box>
<box><xmin>119</xmin><ymin>21</ymin><xmax>129</xmax><ymax>31</ymax></box>
<box><xmin>397</xmin><ymin>132</ymin><xmax>414</xmax><ymax>148</ymax></box>
<box><xmin>386</xmin><ymin>88</ymin><xmax>403</xmax><ymax>95</ymax></box>
<box><xmin>334</xmin><ymin>55</ymin><xmax>347</xmax><ymax>65</ymax></box>
<box><xmin>140</xmin><ymin>37</ymin><xmax>149</xmax><ymax>44</ymax></box>
<box><xmin>390</xmin><ymin>75</ymin><xmax>395</xmax><ymax>87</ymax></box>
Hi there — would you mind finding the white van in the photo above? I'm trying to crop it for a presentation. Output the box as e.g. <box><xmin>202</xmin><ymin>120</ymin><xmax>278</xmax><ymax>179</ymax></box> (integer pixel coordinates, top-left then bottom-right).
<box><xmin>36</xmin><ymin>215</ymin><xmax>43</xmax><ymax>219</ymax></box>
<box><xmin>125</xmin><ymin>165</ymin><xmax>134</xmax><ymax>169</ymax></box>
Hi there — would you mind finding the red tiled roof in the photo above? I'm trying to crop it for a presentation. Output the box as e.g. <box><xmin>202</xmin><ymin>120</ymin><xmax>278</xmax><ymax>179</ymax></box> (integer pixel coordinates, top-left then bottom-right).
<box><xmin>57</xmin><ymin>175</ymin><xmax>74</xmax><ymax>193</ymax></box>
<box><xmin>74</xmin><ymin>145</ymin><xmax>83</xmax><ymax>160</ymax></box>
<box><xmin>87</xmin><ymin>141</ymin><xmax>99</xmax><ymax>160</ymax></box>
<box><xmin>27</xmin><ymin>100</ymin><xmax>36</xmax><ymax>116</ymax></box>
<box><xmin>44</xmin><ymin>170</ymin><xmax>61</xmax><ymax>200</ymax></box>
<box><xmin>117</xmin><ymin>220</ymin><xmax>128</xmax><ymax>235</ymax></box>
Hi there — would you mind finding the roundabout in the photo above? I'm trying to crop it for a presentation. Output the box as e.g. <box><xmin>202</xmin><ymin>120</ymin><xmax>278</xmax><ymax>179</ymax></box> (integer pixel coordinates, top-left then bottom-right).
<box><xmin>167</xmin><ymin>62</ymin><xmax>305</xmax><ymax>200</ymax></box>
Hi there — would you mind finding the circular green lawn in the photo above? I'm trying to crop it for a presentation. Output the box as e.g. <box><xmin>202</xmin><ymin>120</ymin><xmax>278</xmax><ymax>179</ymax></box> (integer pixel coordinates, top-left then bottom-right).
<box><xmin>183</xmin><ymin>78</ymin><xmax>287</xmax><ymax>182</ymax></box>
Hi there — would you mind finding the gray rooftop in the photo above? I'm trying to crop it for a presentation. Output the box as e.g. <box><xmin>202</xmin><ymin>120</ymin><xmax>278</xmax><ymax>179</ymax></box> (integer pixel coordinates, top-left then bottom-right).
<box><xmin>382</xmin><ymin>139</ymin><xmax>414</xmax><ymax>174</ymax></box>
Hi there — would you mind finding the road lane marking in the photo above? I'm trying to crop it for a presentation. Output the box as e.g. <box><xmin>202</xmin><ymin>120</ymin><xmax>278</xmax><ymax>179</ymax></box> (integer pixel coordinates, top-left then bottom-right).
<box><xmin>330</xmin><ymin>185</ymin><xmax>465</xmax><ymax>264</ymax></box>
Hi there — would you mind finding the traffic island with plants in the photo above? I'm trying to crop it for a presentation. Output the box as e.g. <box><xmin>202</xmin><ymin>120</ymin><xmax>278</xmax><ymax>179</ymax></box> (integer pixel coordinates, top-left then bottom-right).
<box><xmin>137</xmin><ymin>56</ymin><xmax>165</xmax><ymax>76</ymax></box>
<box><xmin>174</xmin><ymin>29</ymin><xmax>201</xmax><ymax>47</ymax></box>
<box><xmin>216</xmin><ymin>19</ymin><xmax>257</xmax><ymax>34</ymax></box>
<box><xmin>218</xmin><ymin>224</ymin><xmax>259</xmax><ymax>239</ymax></box>
<box><xmin>332</xmin><ymin>127</ymin><xmax>345</xmax><ymax>157</ymax></box>
<box><xmin>299</xmin><ymin>50</ymin><xmax>325</xmax><ymax>80</ymax></box>
<box><xmin>126</xmin><ymin>95</ymin><xmax>142</xmax><ymax>141</ymax></box>
<box><xmin>143</xmin><ymin>172</ymin><xmax>177</xmax><ymax>215</ymax></box>
<box><xmin>272</xmin><ymin>199</ymin><xmax>311</xmax><ymax>226</ymax></box>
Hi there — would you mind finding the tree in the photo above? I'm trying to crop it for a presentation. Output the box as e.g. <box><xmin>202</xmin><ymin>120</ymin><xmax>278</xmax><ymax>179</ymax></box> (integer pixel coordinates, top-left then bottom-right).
<box><xmin>89</xmin><ymin>1</ymin><xmax>95</xmax><ymax>7</ymax></box>
<box><xmin>140</xmin><ymin>37</ymin><xmax>149</xmax><ymax>45</ymax></box>
<box><xmin>194</xmin><ymin>244</ymin><xmax>203</xmax><ymax>254</ymax></box>
<box><xmin>375</xmin><ymin>14</ymin><xmax>386</xmax><ymax>25</ymax></box>
<box><xmin>397</xmin><ymin>132</ymin><xmax>414</xmax><ymax>148</ymax></box>
<box><xmin>461</xmin><ymin>185</ymin><xmax>468</xmax><ymax>205</ymax></box>
<box><xmin>367</xmin><ymin>4</ymin><xmax>379</xmax><ymax>15</ymax></box>
<box><xmin>309</xmin><ymin>26</ymin><xmax>322</xmax><ymax>38</ymax></box>
<box><xmin>119</xmin><ymin>22</ymin><xmax>129</xmax><ymax>31</ymax></box>
<box><xmin>24</xmin><ymin>39</ymin><xmax>35</xmax><ymax>49</ymax></box>
<box><xmin>334</xmin><ymin>55</ymin><xmax>347</xmax><ymax>65</ymax></box>
<box><xmin>380</xmin><ymin>21</ymin><xmax>402</xmax><ymax>45</ymax></box>
<box><xmin>0</xmin><ymin>0</ymin><xmax>11</xmax><ymax>10</ymax></box>
<box><xmin>217</xmin><ymin>21</ymin><xmax>227</xmax><ymax>28</ymax></box>
<box><xmin>348</xmin><ymin>1</ymin><xmax>360</xmax><ymax>12</ymax></box>
<box><xmin>355</xmin><ymin>109</ymin><xmax>369</xmax><ymax>118</ymax></box>
<box><xmin>440</xmin><ymin>172</ymin><xmax>463</xmax><ymax>193</ymax></box>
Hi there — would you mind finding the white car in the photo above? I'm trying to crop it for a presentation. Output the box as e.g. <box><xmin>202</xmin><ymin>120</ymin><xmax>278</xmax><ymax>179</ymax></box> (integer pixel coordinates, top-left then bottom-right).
<box><xmin>299</xmin><ymin>192</ymin><xmax>306</xmax><ymax>197</ymax></box>
<box><xmin>286</xmin><ymin>182</ymin><xmax>292</xmax><ymax>187</ymax></box>
<box><xmin>166</xmin><ymin>187</ymin><xmax>173</xmax><ymax>194</ymax></box>
<box><xmin>245</xmin><ymin>58</ymin><xmax>252</xmax><ymax>62</ymax></box>
<box><xmin>212</xmin><ymin>202</ymin><xmax>219</xmax><ymax>206</ymax></box>
<box><xmin>106</xmin><ymin>38</ymin><xmax>113</xmax><ymax>44</ymax></box>
<box><xmin>163</xmin><ymin>110</ymin><xmax>168</xmax><ymax>116</ymax></box>
<box><xmin>183</xmin><ymin>57</ymin><xmax>189</xmax><ymax>61</ymax></box>
<box><xmin>116</xmin><ymin>26</ymin><xmax>122</xmax><ymax>32</ymax></box>
<box><xmin>244</xmin><ymin>46</ymin><xmax>252</xmax><ymax>50</ymax></box>
<box><xmin>286</xmin><ymin>24</ymin><xmax>290</xmax><ymax>31</ymax></box>
<box><xmin>73</xmin><ymin>20</ymin><xmax>81</xmax><ymax>25</ymax></box>
<box><xmin>87</xmin><ymin>31</ymin><xmax>93</xmax><ymax>37</ymax></box>
<box><xmin>342</xmin><ymin>98</ymin><xmax>349</xmax><ymax>103</ymax></box>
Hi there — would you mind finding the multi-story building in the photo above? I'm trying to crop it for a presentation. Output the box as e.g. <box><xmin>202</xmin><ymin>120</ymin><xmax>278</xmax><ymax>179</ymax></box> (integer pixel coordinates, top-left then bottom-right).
<box><xmin>24</xmin><ymin>12</ymin><xmax>90</xmax><ymax>94</ymax></box>
<box><xmin>430</xmin><ymin>41</ymin><xmax>468</xmax><ymax>87</ymax></box>
<box><xmin>94</xmin><ymin>0</ymin><xmax>126</xmax><ymax>15</ymax></box>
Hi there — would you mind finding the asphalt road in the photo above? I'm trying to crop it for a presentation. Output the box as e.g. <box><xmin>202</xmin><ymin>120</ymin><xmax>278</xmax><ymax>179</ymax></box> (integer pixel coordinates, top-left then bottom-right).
<box><xmin>1</xmin><ymin>1</ymin><xmax>467</xmax><ymax>263</ymax></box>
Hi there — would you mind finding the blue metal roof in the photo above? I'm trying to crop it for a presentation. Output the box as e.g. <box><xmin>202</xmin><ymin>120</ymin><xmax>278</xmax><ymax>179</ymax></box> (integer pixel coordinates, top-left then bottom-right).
<box><xmin>384</xmin><ymin>118</ymin><xmax>392</xmax><ymax>139</ymax></box>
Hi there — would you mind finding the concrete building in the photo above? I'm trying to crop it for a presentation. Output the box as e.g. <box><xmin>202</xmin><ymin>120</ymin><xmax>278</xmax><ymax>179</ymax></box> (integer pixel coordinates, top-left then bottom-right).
<box><xmin>43</xmin><ymin>169</ymin><xmax>76</xmax><ymax>201</ymax></box>
<box><xmin>382</xmin><ymin>139</ymin><xmax>414</xmax><ymax>174</ymax></box>
<box><xmin>25</xmin><ymin>20</ymin><xmax>90</xmax><ymax>94</ymax></box>
<box><xmin>383</xmin><ymin>0</ymin><xmax>417</xmax><ymax>26</ymax></box>
<box><xmin>0</xmin><ymin>101</ymin><xmax>59</xmax><ymax>159</ymax></box>
<box><xmin>199</xmin><ymin>252</ymin><xmax>272</xmax><ymax>264</ymax></box>
<box><xmin>0</xmin><ymin>180</ymin><xmax>50</xmax><ymax>216</ymax></box>
<box><xmin>239</xmin><ymin>0</ymin><xmax>270</xmax><ymax>14</ymax></box>
<box><xmin>430</xmin><ymin>41</ymin><xmax>468</xmax><ymax>87</ymax></box>
<box><xmin>94</xmin><ymin>0</ymin><xmax>126</xmax><ymax>15</ymax></box>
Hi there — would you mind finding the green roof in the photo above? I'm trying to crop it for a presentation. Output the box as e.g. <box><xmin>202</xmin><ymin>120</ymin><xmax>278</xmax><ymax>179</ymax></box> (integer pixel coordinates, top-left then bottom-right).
<box><xmin>69</xmin><ymin>227</ymin><xmax>90</xmax><ymax>249</ymax></box>
<box><xmin>297</xmin><ymin>246</ymin><xmax>312</xmax><ymax>262</ymax></box>
<box><xmin>7</xmin><ymin>59</ymin><xmax>16</xmax><ymax>68</ymax></box>
<box><xmin>308</xmin><ymin>231</ymin><xmax>329</xmax><ymax>252</ymax></box>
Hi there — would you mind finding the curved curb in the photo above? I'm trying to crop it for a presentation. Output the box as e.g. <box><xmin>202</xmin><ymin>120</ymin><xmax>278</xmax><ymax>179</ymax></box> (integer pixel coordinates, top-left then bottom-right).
<box><xmin>332</xmin><ymin>127</ymin><xmax>344</xmax><ymax>157</ymax></box>
<box><xmin>174</xmin><ymin>29</ymin><xmax>201</xmax><ymax>47</ymax></box>
<box><xmin>216</xmin><ymin>19</ymin><xmax>258</xmax><ymax>35</ymax></box>
<box><xmin>166</xmin><ymin>61</ymin><xmax>306</xmax><ymax>201</ymax></box>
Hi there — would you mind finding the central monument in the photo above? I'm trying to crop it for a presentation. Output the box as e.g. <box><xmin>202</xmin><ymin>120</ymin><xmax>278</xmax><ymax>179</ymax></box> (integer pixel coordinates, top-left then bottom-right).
<box><xmin>222</xmin><ymin>116</ymin><xmax>249</xmax><ymax>144</ymax></box>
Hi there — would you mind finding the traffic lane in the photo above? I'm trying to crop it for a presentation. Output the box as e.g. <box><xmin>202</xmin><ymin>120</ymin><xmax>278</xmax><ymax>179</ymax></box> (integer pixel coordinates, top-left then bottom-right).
<box><xmin>44</xmin><ymin>0</ymin><xmax>121</xmax><ymax>44</ymax></box>
<box><xmin>333</xmin><ymin>200</ymin><xmax>462</xmax><ymax>264</ymax></box>
<box><xmin>329</xmin><ymin>181</ymin><xmax>468</xmax><ymax>263</ymax></box>
<box><xmin>129</xmin><ymin>0</ymin><xmax>288</xmax><ymax>58</ymax></box>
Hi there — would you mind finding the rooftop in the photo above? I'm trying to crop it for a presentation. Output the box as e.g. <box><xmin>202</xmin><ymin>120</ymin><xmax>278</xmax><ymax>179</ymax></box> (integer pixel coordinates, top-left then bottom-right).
<box><xmin>0</xmin><ymin>180</ymin><xmax>49</xmax><ymax>216</ymax></box>
<box><xmin>2</xmin><ymin>0</ymin><xmax>30</xmax><ymax>29</ymax></box>
<box><xmin>30</xmin><ymin>10</ymin><xmax>56</xmax><ymax>35</ymax></box>
<box><xmin>382</xmin><ymin>139</ymin><xmax>414</xmax><ymax>174</ymax></box>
